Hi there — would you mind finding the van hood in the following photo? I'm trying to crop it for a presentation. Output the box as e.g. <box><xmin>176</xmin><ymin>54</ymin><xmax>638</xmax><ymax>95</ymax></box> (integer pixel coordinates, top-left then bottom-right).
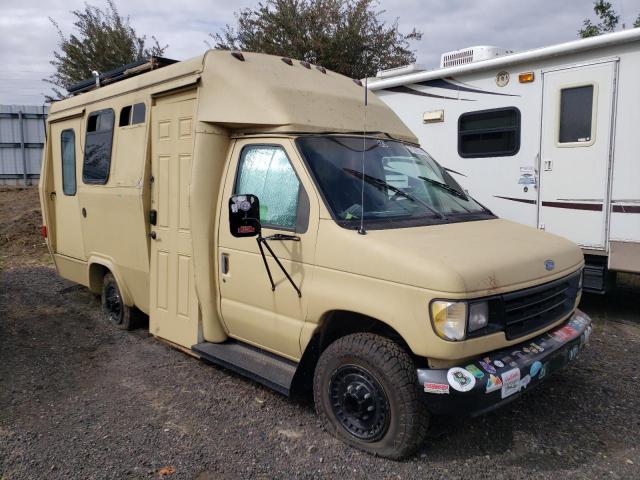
<box><xmin>316</xmin><ymin>218</ymin><xmax>583</xmax><ymax>295</ymax></box>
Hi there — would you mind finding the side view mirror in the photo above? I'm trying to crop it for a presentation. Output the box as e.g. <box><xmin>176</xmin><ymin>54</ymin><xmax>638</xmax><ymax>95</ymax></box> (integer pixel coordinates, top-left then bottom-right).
<box><xmin>229</xmin><ymin>194</ymin><xmax>261</xmax><ymax>238</ymax></box>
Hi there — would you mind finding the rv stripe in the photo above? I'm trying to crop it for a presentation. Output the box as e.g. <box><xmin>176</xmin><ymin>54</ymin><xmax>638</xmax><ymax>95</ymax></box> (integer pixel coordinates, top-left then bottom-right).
<box><xmin>418</xmin><ymin>79</ymin><xmax>521</xmax><ymax>97</ymax></box>
<box><xmin>494</xmin><ymin>196</ymin><xmax>640</xmax><ymax>213</ymax></box>
<box><xmin>382</xmin><ymin>85</ymin><xmax>475</xmax><ymax>101</ymax></box>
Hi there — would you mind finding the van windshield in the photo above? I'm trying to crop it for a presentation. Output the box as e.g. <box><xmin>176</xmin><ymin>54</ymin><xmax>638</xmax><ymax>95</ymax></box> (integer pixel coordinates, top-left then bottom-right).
<box><xmin>296</xmin><ymin>135</ymin><xmax>493</xmax><ymax>229</ymax></box>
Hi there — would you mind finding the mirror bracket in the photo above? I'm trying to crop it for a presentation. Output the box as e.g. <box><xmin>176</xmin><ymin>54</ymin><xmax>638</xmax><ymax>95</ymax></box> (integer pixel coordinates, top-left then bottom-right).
<box><xmin>256</xmin><ymin>236</ymin><xmax>302</xmax><ymax>298</ymax></box>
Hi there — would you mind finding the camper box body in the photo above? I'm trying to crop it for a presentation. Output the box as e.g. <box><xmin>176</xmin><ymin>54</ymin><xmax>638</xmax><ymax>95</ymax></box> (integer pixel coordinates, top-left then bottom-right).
<box><xmin>39</xmin><ymin>50</ymin><xmax>419</xmax><ymax>353</ymax></box>
<box><xmin>369</xmin><ymin>29</ymin><xmax>640</xmax><ymax>291</ymax></box>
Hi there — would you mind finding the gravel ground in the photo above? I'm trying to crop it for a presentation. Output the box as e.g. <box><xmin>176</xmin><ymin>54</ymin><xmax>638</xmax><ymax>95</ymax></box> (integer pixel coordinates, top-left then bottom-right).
<box><xmin>1</xmin><ymin>187</ymin><xmax>639</xmax><ymax>479</ymax></box>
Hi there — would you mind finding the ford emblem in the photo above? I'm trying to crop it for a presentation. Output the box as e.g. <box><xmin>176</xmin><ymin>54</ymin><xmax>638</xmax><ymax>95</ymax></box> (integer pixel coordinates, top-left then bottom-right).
<box><xmin>544</xmin><ymin>259</ymin><xmax>555</xmax><ymax>271</ymax></box>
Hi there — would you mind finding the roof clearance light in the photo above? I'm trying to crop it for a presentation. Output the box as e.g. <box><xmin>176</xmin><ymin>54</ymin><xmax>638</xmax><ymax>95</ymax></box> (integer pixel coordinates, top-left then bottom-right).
<box><xmin>353</xmin><ymin>79</ymin><xmax>363</xmax><ymax>87</ymax></box>
<box><xmin>281</xmin><ymin>57</ymin><xmax>293</xmax><ymax>66</ymax></box>
<box><xmin>519</xmin><ymin>72</ymin><xmax>534</xmax><ymax>83</ymax></box>
<box><xmin>316</xmin><ymin>65</ymin><xmax>327</xmax><ymax>74</ymax></box>
<box><xmin>231</xmin><ymin>51</ymin><xmax>245</xmax><ymax>62</ymax></box>
<box><xmin>300</xmin><ymin>61</ymin><xmax>311</xmax><ymax>69</ymax></box>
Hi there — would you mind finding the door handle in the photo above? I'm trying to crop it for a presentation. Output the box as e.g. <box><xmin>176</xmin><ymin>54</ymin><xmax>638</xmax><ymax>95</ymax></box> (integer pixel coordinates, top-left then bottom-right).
<box><xmin>221</xmin><ymin>253</ymin><xmax>229</xmax><ymax>274</ymax></box>
<box><xmin>543</xmin><ymin>160</ymin><xmax>553</xmax><ymax>171</ymax></box>
<box><xmin>149</xmin><ymin>231</ymin><xmax>157</xmax><ymax>240</ymax></box>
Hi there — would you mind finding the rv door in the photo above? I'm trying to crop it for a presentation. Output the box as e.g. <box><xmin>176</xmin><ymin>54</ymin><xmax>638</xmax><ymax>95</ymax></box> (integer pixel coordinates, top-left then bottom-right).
<box><xmin>50</xmin><ymin>118</ymin><xmax>86</xmax><ymax>260</ymax></box>
<box><xmin>538</xmin><ymin>60</ymin><xmax>617</xmax><ymax>249</ymax></box>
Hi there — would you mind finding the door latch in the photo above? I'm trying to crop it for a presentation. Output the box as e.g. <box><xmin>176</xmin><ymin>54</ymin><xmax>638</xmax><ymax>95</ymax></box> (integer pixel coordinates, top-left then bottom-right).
<box><xmin>543</xmin><ymin>160</ymin><xmax>553</xmax><ymax>171</ymax></box>
<box><xmin>221</xmin><ymin>253</ymin><xmax>229</xmax><ymax>274</ymax></box>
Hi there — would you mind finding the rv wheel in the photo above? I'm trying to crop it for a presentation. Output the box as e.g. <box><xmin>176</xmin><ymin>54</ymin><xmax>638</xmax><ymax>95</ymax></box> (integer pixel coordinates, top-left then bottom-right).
<box><xmin>313</xmin><ymin>333</ymin><xmax>430</xmax><ymax>459</ymax></box>
<box><xmin>101</xmin><ymin>273</ymin><xmax>135</xmax><ymax>330</ymax></box>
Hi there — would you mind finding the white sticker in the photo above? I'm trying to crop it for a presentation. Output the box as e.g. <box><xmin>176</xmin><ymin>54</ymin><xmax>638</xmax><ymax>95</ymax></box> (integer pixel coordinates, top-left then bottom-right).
<box><xmin>424</xmin><ymin>382</ymin><xmax>450</xmax><ymax>394</ymax></box>
<box><xmin>501</xmin><ymin>368</ymin><xmax>521</xmax><ymax>399</ymax></box>
<box><xmin>519</xmin><ymin>374</ymin><xmax>531</xmax><ymax>390</ymax></box>
<box><xmin>447</xmin><ymin>367</ymin><xmax>476</xmax><ymax>392</ymax></box>
<box><xmin>485</xmin><ymin>374</ymin><xmax>503</xmax><ymax>393</ymax></box>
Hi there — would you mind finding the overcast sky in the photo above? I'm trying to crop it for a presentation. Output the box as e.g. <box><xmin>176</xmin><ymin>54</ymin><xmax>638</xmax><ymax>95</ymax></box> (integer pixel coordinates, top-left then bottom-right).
<box><xmin>3</xmin><ymin>0</ymin><xmax>640</xmax><ymax>104</ymax></box>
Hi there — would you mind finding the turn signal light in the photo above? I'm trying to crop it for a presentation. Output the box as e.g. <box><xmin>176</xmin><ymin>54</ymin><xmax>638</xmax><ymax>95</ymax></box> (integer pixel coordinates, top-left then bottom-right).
<box><xmin>41</xmin><ymin>225</ymin><xmax>47</xmax><ymax>238</ymax></box>
<box><xmin>519</xmin><ymin>72</ymin><xmax>535</xmax><ymax>83</ymax></box>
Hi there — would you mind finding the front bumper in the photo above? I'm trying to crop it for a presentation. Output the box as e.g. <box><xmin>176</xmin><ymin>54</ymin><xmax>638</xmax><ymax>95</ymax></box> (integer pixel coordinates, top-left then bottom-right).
<box><xmin>417</xmin><ymin>309</ymin><xmax>593</xmax><ymax>416</ymax></box>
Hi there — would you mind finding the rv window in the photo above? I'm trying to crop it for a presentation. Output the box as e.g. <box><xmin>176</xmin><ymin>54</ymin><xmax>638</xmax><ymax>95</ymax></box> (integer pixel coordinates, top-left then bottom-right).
<box><xmin>60</xmin><ymin>129</ymin><xmax>76</xmax><ymax>196</ymax></box>
<box><xmin>235</xmin><ymin>145</ymin><xmax>300</xmax><ymax>230</ymax></box>
<box><xmin>83</xmin><ymin>109</ymin><xmax>115</xmax><ymax>184</ymax></box>
<box><xmin>119</xmin><ymin>103</ymin><xmax>146</xmax><ymax>127</ymax></box>
<box><xmin>458</xmin><ymin>108</ymin><xmax>520</xmax><ymax>158</ymax></box>
<box><xmin>131</xmin><ymin>103</ymin><xmax>146</xmax><ymax>124</ymax></box>
<box><xmin>119</xmin><ymin>106</ymin><xmax>132</xmax><ymax>126</ymax></box>
<box><xmin>559</xmin><ymin>85</ymin><xmax>594</xmax><ymax>143</ymax></box>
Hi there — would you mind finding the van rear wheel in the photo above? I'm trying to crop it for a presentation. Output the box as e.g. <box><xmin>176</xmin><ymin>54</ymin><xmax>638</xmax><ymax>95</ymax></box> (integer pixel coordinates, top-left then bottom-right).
<box><xmin>313</xmin><ymin>333</ymin><xmax>430</xmax><ymax>459</ymax></box>
<box><xmin>101</xmin><ymin>273</ymin><xmax>135</xmax><ymax>330</ymax></box>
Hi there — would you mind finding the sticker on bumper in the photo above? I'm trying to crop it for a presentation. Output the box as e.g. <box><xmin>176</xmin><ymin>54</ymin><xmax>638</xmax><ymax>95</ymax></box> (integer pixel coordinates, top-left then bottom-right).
<box><xmin>424</xmin><ymin>382</ymin><xmax>450</xmax><ymax>394</ymax></box>
<box><xmin>486</xmin><ymin>374</ymin><xmax>502</xmax><ymax>393</ymax></box>
<box><xmin>501</xmin><ymin>368</ymin><xmax>521</xmax><ymax>399</ymax></box>
<box><xmin>447</xmin><ymin>367</ymin><xmax>476</xmax><ymax>392</ymax></box>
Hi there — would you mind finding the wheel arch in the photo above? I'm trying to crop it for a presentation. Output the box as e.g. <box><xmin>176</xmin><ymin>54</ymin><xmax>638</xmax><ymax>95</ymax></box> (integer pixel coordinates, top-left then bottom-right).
<box><xmin>87</xmin><ymin>256</ymin><xmax>134</xmax><ymax>306</ymax></box>
<box><xmin>291</xmin><ymin>310</ymin><xmax>419</xmax><ymax>395</ymax></box>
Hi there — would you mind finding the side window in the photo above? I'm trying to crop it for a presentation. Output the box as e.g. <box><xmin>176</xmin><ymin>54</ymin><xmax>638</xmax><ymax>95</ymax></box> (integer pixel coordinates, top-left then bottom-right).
<box><xmin>60</xmin><ymin>129</ymin><xmax>76</xmax><ymax>196</ymax></box>
<box><xmin>458</xmin><ymin>107</ymin><xmax>521</xmax><ymax>158</ymax></box>
<box><xmin>235</xmin><ymin>145</ymin><xmax>300</xmax><ymax>230</ymax></box>
<box><xmin>559</xmin><ymin>85</ymin><xmax>594</xmax><ymax>144</ymax></box>
<box><xmin>118</xmin><ymin>103</ymin><xmax>146</xmax><ymax>127</ymax></box>
<box><xmin>83</xmin><ymin>109</ymin><xmax>115</xmax><ymax>184</ymax></box>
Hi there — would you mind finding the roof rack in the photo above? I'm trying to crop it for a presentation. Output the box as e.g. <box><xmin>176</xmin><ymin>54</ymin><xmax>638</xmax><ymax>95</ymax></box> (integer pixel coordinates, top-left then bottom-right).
<box><xmin>66</xmin><ymin>56</ymin><xmax>178</xmax><ymax>95</ymax></box>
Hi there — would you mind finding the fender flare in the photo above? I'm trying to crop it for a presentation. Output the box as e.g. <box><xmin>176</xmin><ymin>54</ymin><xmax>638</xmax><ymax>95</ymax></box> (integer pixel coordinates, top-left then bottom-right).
<box><xmin>87</xmin><ymin>256</ymin><xmax>135</xmax><ymax>307</ymax></box>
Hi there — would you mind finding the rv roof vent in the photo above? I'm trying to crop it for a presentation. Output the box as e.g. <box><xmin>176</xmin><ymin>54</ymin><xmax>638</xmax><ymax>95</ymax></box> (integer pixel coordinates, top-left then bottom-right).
<box><xmin>440</xmin><ymin>46</ymin><xmax>515</xmax><ymax>68</ymax></box>
<box><xmin>375</xmin><ymin>64</ymin><xmax>427</xmax><ymax>79</ymax></box>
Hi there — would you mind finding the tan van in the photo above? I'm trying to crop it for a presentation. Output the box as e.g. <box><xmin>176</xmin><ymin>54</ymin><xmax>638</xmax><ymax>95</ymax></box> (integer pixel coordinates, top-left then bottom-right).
<box><xmin>39</xmin><ymin>51</ymin><xmax>593</xmax><ymax>459</ymax></box>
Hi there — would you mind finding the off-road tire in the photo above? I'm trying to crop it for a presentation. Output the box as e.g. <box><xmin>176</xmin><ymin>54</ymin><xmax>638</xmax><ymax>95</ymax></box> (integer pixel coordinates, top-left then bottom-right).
<box><xmin>101</xmin><ymin>273</ymin><xmax>136</xmax><ymax>330</ymax></box>
<box><xmin>313</xmin><ymin>333</ymin><xmax>430</xmax><ymax>459</ymax></box>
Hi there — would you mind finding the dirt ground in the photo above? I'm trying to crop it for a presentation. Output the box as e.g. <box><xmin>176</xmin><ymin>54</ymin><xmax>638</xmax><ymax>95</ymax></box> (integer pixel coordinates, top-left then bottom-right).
<box><xmin>1</xmin><ymin>186</ymin><xmax>639</xmax><ymax>479</ymax></box>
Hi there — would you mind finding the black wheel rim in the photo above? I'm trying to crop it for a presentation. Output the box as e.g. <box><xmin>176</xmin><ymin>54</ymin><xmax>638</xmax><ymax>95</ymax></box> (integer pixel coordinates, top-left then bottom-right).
<box><xmin>329</xmin><ymin>364</ymin><xmax>390</xmax><ymax>442</ymax></box>
<box><xmin>104</xmin><ymin>284</ymin><xmax>123</xmax><ymax>325</ymax></box>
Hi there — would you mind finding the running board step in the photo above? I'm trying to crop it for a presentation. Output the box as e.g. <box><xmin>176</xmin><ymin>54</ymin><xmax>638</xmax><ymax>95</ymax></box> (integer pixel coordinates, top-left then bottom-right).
<box><xmin>192</xmin><ymin>341</ymin><xmax>298</xmax><ymax>396</ymax></box>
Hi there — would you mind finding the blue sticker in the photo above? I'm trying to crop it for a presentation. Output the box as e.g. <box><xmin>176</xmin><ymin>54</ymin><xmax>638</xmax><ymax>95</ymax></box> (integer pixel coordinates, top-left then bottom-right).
<box><xmin>479</xmin><ymin>360</ymin><xmax>496</xmax><ymax>375</ymax></box>
<box><xmin>530</xmin><ymin>361</ymin><xmax>542</xmax><ymax>378</ymax></box>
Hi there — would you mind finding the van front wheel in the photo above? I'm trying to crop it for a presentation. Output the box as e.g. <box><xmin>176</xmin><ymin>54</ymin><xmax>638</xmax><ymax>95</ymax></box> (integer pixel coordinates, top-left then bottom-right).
<box><xmin>313</xmin><ymin>333</ymin><xmax>430</xmax><ymax>459</ymax></box>
<box><xmin>101</xmin><ymin>273</ymin><xmax>135</xmax><ymax>330</ymax></box>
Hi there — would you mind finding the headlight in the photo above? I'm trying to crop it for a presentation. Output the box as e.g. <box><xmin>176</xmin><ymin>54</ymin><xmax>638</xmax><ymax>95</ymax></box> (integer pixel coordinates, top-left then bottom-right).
<box><xmin>468</xmin><ymin>302</ymin><xmax>489</xmax><ymax>332</ymax></box>
<box><xmin>431</xmin><ymin>301</ymin><xmax>466</xmax><ymax>341</ymax></box>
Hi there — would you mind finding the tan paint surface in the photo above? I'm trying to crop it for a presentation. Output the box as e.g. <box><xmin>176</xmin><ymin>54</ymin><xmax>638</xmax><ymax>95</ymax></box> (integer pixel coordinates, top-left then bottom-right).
<box><xmin>40</xmin><ymin>50</ymin><xmax>585</xmax><ymax>364</ymax></box>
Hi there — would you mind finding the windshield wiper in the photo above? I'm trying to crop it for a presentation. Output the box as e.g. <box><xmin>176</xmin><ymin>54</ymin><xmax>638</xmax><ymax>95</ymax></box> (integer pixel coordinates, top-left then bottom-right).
<box><xmin>418</xmin><ymin>176</ymin><xmax>469</xmax><ymax>201</ymax></box>
<box><xmin>344</xmin><ymin>168</ymin><xmax>445</xmax><ymax>219</ymax></box>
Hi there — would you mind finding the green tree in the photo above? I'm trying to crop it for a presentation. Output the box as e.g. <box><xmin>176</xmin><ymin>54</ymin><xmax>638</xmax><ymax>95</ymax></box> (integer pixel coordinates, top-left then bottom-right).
<box><xmin>579</xmin><ymin>1</ymin><xmax>620</xmax><ymax>37</ymax></box>
<box><xmin>634</xmin><ymin>14</ymin><xmax>640</xmax><ymax>28</ymax></box>
<box><xmin>210</xmin><ymin>0</ymin><xmax>422</xmax><ymax>79</ymax></box>
<box><xmin>47</xmin><ymin>0</ymin><xmax>167</xmax><ymax>99</ymax></box>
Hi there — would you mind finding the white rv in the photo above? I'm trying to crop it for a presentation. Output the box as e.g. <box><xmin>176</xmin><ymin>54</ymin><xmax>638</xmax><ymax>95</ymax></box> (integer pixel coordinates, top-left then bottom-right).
<box><xmin>368</xmin><ymin>29</ymin><xmax>640</xmax><ymax>292</ymax></box>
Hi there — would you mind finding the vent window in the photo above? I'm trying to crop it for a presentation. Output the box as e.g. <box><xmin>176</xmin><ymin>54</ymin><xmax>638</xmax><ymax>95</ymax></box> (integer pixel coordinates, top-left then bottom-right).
<box><xmin>119</xmin><ymin>103</ymin><xmax>146</xmax><ymax>127</ymax></box>
<box><xmin>458</xmin><ymin>107</ymin><xmax>521</xmax><ymax>158</ymax></box>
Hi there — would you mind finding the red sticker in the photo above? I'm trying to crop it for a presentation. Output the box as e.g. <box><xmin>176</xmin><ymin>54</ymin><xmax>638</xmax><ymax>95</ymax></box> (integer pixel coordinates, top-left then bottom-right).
<box><xmin>424</xmin><ymin>382</ymin><xmax>450</xmax><ymax>394</ymax></box>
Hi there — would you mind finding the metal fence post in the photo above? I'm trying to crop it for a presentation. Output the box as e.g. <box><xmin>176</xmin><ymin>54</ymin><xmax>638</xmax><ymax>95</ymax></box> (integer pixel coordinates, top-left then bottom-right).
<box><xmin>18</xmin><ymin>110</ymin><xmax>28</xmax><ymax>186</ymax></box>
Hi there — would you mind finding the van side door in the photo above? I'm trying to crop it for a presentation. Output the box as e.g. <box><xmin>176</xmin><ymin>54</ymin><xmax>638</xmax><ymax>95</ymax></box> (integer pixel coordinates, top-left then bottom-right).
<box><xmin>218</xmin><ymin>139</ymin><xmax>319</xmax><ymax>360</ymax></box>
<box><xmin>49</xmin><ymin>118</ymin><xmax>86</xmax><ymax>260</ymax></box>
